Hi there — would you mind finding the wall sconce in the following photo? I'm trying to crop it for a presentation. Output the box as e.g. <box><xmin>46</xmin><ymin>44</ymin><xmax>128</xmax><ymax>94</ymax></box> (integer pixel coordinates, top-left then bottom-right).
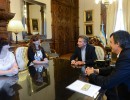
<box><xmin>7</xmin><ymin>20</ymin><xmax>24</xmax><ymax>44</ymax></box>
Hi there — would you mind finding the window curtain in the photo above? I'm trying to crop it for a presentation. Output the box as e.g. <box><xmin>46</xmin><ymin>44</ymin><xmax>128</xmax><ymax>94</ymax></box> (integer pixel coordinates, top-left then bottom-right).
<box><xmin>106</xmin><ymin>1</ymin><xmax>118</xmax><ymax>43</ymax></box>
<box><xmin>122</xmin><ymin>0</ymin><xmax>130</xmax><ymax>33</ymax></box>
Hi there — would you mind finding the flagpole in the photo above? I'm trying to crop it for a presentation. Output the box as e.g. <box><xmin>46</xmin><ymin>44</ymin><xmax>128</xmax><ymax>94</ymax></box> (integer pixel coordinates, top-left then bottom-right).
<box><xmin>103</xmin><ymin>23</ymin><xmax>107</xmax><ymax>45</ymax></box>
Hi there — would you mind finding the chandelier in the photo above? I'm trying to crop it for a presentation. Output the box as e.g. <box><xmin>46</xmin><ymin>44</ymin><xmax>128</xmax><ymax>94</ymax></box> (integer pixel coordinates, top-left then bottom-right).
<box><xmin>95</xmin><ymin>0</ymin><xmax>116</xmax><ymax>5</ymax></box>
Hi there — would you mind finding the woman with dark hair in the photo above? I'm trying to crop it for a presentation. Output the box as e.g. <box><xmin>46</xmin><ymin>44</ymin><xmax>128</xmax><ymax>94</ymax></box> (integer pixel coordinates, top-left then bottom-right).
<box><xmin>0</xmin><ymin>38</ymin><xmax>18</xmax><ymax>76</ymax></box>
<box><xmin>27</xmin><ymin>35</ymin><xmax>48</xmax><ymax>75</ymax></box>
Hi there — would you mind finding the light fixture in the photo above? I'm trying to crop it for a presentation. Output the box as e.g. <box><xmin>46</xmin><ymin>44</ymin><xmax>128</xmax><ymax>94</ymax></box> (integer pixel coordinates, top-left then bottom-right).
<box><xmin>95</xmin><ymin>0</ymin><xmax>116</xmax><ymax>6</ymax></box>
<box><xmin>7</xmin><ymin>20</ymin><xmax>24</xmax><ymax>44</ymax></box>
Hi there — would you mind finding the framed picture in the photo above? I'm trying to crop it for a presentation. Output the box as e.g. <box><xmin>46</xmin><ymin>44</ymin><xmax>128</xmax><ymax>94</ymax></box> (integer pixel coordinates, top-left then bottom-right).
<box><xmin>30</xmin><ymin>18</ymin><xmax>39</xmax><ymax>32</ymax></box>
<box><xmin>85</xmin><ymin>24</ymin><xmax>93</xmax><ymax>35</ymax></box>
<box><xmin>84</xmin><ymin>10</ymin><xmax>93</xmax><ymax>22</ymax></box>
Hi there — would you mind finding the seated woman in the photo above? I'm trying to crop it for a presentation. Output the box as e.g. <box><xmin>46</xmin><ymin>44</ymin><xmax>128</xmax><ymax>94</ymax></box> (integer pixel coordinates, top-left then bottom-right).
<box><xmin>0</xmin><ymin>38</ymin><xmax>18</xmax><ymax>76</ymax></box>
<box><xmin>27</xmin><ymin>35</ymin><xmax>48</xmax><ymax>76</ymax></box>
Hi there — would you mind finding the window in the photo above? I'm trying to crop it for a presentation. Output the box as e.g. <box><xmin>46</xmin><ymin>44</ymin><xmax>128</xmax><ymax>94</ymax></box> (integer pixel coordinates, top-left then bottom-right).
<box><xmin>114</xmin><ymin>0</ymin><xmax>125</xmax><ymax>31</ymax></box>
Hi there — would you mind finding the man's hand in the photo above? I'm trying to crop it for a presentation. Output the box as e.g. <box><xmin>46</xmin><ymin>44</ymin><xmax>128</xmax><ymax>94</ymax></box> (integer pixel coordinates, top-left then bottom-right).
<box><xmin>75</xmin><ymin>61</ymin><xmax>85</xmax><ymax>65</ymax></box>
<box><xmin>94</xmin><ymin>69</ymin><xmax>99</xmax><ymax>74</ymax></box>
<box><xmin>71</xmin><ymin>60</ymin><xmax>85</xmax><ymax>65</ymax></box>
<box><xmin>71</xmin><ymin>60</ymin><xmax>76</xmax><ymax>64</ymax></box>
<box><xmin>85</xmin><ymin>67</ymin><xmax>94</xmax><ymax>76</ymax></box>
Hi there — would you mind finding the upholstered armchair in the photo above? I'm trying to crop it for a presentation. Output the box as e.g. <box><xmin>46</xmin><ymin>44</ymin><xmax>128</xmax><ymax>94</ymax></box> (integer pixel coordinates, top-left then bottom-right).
<box><xmin>94</xmin><ymin>46</ymin><xmax>105</xmax><ymax>60</ymax></box>
<box><xmin>89</xmin><ymin>36</ymin><xmax>105</xmax><ymax>60</ymax></box>
<box><xmin>41</xmin><ymin>42</ymin><xmax>59</xmax><ymax>59</ymax></box>
<box><xmin>15</xmin><ymin>47</ymin><xmax>28</xmax><ymax>71</ymax></box>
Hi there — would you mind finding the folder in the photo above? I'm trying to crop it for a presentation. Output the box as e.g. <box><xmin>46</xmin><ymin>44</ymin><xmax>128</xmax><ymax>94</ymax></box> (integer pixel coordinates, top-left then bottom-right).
<box><xmin>66</xmin><ymin>80</ymin><xmax>101</xmax><ymax>98</ymax></box>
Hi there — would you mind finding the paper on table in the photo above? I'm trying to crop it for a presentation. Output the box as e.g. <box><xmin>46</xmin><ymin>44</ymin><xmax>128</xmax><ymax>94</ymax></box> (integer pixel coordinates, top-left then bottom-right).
<box><xmin>66</xmin><ymin>80</ymin><xmax>101</xmax><ymax>98</ymax></box>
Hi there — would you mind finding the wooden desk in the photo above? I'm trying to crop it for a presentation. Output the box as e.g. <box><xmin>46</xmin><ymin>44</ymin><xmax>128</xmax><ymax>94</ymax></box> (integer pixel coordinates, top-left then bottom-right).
<box><xmin>0</xmin><ymin>59</ymin><xmax>105</xmax><ymax>100</ymax></box>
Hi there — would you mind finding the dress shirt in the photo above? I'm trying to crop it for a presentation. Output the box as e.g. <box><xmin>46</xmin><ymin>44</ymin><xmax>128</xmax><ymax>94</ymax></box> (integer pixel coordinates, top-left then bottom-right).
<box><xmin>81</xmin><ymin>46</ymin><xmax>86</xmax><ymax>61</ymax></box>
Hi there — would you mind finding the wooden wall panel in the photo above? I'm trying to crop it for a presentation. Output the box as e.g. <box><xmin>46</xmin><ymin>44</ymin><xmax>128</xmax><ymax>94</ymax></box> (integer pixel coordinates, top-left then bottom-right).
<box><xmin>51</xmin><ymin>0</ymin><xmax>79</xmax><ymax>55</ymax></box>
<box><xmin>0</xmin><ymin>0</ymin><xmax>10</xmax><ymax>12</ymax></box>
<box><xmin>0</xmin><ymin>0</ymin><xmax>14</xmax><ymax>41</ymax></box>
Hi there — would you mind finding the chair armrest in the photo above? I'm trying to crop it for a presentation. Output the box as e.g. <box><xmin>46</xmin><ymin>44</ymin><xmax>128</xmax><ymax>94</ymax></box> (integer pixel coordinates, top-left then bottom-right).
<box><xmin>51</xmin><ymin>49</ymin><xmax>57</xmax><ymax>53</ymax></box>
<box><xmin>45</xmin><ymin>53</ymin><xmax>49</xmax><ymax>59</ymax></box>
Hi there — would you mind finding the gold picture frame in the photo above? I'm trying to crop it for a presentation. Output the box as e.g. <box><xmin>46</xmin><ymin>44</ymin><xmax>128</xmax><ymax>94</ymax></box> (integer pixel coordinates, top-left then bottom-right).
<box><xmin>30</xmin><ymin>18</ymin><xmax>39</xmax><ymax>33</ymax></box>
<box><xmin>84</xmin><ymin>10</ymin><xmax>93</xmax><ymax>22</ymax></box>
<box><xmin>85</xmin><ymin>24</ymin><xmax>93</xmax><ymax>35</ymax></box>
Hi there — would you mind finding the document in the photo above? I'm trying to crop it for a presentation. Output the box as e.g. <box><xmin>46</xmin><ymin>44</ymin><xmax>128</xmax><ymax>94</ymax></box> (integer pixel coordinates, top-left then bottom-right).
<box><xmin>66</xmin><ymin>80</ymin><xmax>101</xmax><ymax>98</ymax></box>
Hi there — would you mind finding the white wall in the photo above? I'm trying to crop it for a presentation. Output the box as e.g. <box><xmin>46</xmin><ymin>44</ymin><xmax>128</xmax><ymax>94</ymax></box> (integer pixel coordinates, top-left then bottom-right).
<box><xmin>79</xmin><ymin>0</ymin><xmax>101</xmax><ymax>37</ymax></box>
<box><xmin>10</xmin><ymin>0</ymin><xmax>22</xmax><ymax>20</ymax></box>
<box><xmin>10</xmin><ymin>0</ymin><xmax>23</xmax><ymax>41</ymax></box>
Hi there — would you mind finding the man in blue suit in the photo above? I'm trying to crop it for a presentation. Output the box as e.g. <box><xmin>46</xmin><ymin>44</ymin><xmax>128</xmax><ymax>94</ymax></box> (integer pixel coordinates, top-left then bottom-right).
<box><xmin>70</xmin><ymin>35</ymin><xmax>97</xmax><ymax>66</ymax></box>
<box><xmin>86</xmin><ymin>30</ymin><xmax>130</xmax><ymax>100</ymax></box>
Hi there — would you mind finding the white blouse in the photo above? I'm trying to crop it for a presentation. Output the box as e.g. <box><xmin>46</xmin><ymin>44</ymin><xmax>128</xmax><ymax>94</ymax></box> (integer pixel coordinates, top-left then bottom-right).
<box><xmin>0</xmin><ymin>52</ymin><xmax>15</xmax><ymax>71</ymax></box>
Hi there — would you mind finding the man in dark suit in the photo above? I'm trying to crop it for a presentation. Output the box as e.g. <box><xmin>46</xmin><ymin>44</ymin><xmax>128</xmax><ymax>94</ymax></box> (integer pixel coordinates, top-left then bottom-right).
<box><xmin>86</xmin><ymin>30</ymin><xmax>130</xmax><ymax>100</ymax></box>
<box><xmin>70</xmin><ymin>35</ymin><xmax>97</xmax><ymax>66</ymax></box>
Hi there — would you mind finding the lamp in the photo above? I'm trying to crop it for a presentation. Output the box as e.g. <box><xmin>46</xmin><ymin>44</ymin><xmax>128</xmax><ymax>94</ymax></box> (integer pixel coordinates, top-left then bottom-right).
<box><xmin>95</xmin><ymin>0</ymin><xmax>116</xmax><ymax>6</ymax></box>
<box><xmin>7</xmin><ymin>20</ymin><xmax>24</xmax><ymax>44</ymax></box>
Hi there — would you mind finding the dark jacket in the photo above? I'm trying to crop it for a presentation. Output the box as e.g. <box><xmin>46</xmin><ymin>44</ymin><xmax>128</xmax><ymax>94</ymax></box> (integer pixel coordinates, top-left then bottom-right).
<box><xmin>88</xmin><ymin>47</ymin><xmax>130</xmax><ymax>99</ymax></box>
<box><xmin>27</xmin><ymin>46</ymin><xmax>46</xmax><ymax>66</ymax></box>
<box><xmin>70</xmin><ymin>44</ymin><xmax>97</xmax><ymax>66</ymax></box>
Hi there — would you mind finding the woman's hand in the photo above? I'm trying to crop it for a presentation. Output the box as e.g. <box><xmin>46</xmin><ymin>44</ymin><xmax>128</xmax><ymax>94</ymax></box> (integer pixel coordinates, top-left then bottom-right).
<box><xmin>7</xmin><ymin>67</ymin><xmax>18</xmax><ymax>76</ymax></box>
<box><xmin>0</xmin><ymin>62</ymin><xmax>18</xmax><ymax>76</ymax></box>
<box><xmin>42</xmin><ymin>58</ymin><xmax>48</xmax><ymax>63</ymax></box>
<box><xmin>33</xmin><ymin>58</ymin><xmax>48</xmax><ymax>65</ymax></box>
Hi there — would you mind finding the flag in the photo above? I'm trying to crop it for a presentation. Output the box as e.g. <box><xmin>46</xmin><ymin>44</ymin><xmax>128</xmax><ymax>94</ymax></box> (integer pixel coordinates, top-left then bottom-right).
<box><xmin>99</xmin><ymin>23</ymin><xmax>106</xmax><ymax>47</ymax></box>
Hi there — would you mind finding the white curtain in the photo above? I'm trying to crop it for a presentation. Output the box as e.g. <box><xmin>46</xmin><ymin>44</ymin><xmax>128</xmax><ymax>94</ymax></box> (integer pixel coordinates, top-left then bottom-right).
<box><xmin>122</xmin><ymin>0</ymin><xmax>130</xmax><ymax>33</ymax></box>
<box><xmin>106</xmin><ymin>1</ymin><xmax>118</xmax><ymax>43</ymax></box>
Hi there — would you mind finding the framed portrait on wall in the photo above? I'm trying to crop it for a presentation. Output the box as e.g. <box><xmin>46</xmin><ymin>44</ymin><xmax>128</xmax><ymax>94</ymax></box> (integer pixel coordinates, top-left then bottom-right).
<box><xmin>84</xmin><ymin>10</ymin><xmax>93</xmax><ymax>22</ymax></box>
<box><xmin>30</xmin><ymin>18</ymin><xmax>39</xmax><ymax>33</ymax></box>
<box><xmin>85</xmin><ymin>24</ymin><xmax>93</xmax><ymax>35</ymax></box>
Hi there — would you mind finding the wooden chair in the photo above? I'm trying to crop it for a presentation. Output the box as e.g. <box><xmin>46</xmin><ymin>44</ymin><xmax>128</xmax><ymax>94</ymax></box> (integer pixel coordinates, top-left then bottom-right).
<box><xmin>88</xmin><ymin>36</ymin><xmax>105</xmax><ymax>50</ymax></box>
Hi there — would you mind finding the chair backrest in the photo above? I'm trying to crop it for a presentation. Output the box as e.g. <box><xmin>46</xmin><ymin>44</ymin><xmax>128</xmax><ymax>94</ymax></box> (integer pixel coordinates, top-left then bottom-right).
<box><xmin>41</xmin><ymin>42</ymin><xmax>51</xmax><ymax>53</ymax></box>
<box><xmin>15</xmin><ymin>47</ymin><xmax>28</xmax><ymax>71</ymax></box>
<box><xmin>89</xmin><ymin>36</ymin><xmax>105</xmax><ymax>50</ymax></box>
<box><xmin>95</xmin><ymin>46</ymin><xmax>105</xmax><ymax>60</ymax></box>
<box><xmin>88</xmin><ymin>36</ymin><xmax>105</xmax><ymax>60</ymax></box>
